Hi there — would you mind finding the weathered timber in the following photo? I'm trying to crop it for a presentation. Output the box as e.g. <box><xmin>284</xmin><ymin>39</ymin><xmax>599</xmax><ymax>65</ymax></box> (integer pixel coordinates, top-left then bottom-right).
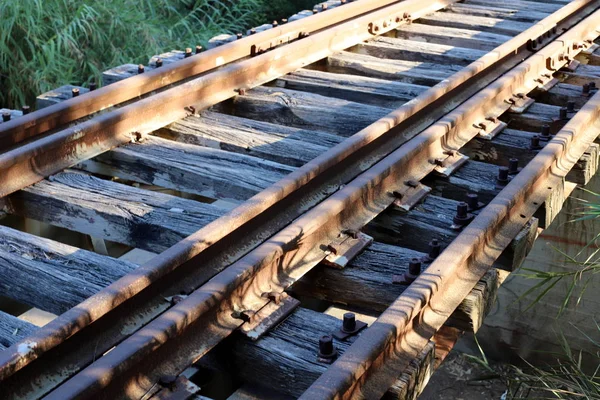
<box><xmin>325</xmin><ymin>51</ymin><xmax>463</xmax><ymax>86</ymax></box>
<box><xmin>445</xmin><ymin>4</ymin><xmax>550</xmax><ymax>22</ymax></box>
<box><xmin>225</xmin><ymin>86</ymin><xmax>391</xmax><ymax>136</ymax></box>
<box><xmin>102</xmin><ymin>64</ymin><xmax>150</xmax><ymax>86</ymax></box>
<box><xmin>0</xmin><ymin>311</ymin><xmax>36</xmax><ymax>350</ymax></box>
<box><xmin>291</xmin><ymin>241</ymin><xmax>499</xmax><ymax>332</ymax></box>
<box><xmin>462</xmin><ymin>128</ymin><xmax>537</xmax><ymax>165</ymax></box>
<box><xmin>464</xmin><ymin>0</ymin><xmax>561</xmax><ymax>14</ymax></box>
<box><xmin>0</xmin><ymin>109</ymin><xmax>23</xmax><ymax>123</ymax></box>
<box><xmin>0</xmin><ymin>225</ymin><xmax>136</xmax><ymax>314</ymax></box>
<box><xmin>9</xmin><ymin>172</ymin><xmax>225</xmax><ymax>252</ymax></box>
<box><xmin>159</xmin><ymin>111</ymin><xmax>340</xmax><ymax>167</ymax></box>
<box><xmin>383</xmin><ymin>342</ymin><xmax>435</xmax><ymax>400</ymax></box>
<box><xmin>363</xmin><ymin>195</ymin><xmax>470</xmax><ymax>252</ymax></box>
<box><xmin>351</xmin><ymin>37</ymin><xmax>485</xmax><ymax>65</ymax></box>
<box><xmin>78</xmin><ymin>135</ymin><xmax>294</xmax><ymax>201</ymax></box>
<box><xmin>149</xmin><ymin>50</ymin><xmax>185</xmax><ymax>66</ymax></box>
<box><xmin>502</xmin><ymin>102</ymin><xmax>562</xmax><ymax>132</ymax></box>
<box><xmin>231</xmin><ymin>308</ymin><xmax>433</xmax><ymax>399</ymax></box>
<box><xmin>274</xmin><ymin>69</ymin><xmax>427</xmax><ymax>108</ymax></box>
<box><xmin>417</xmin><ymin>11</ymin><xmax>531</xmax><ymax>36</ymax></box>
<box><xmin>36</xmin><ymin>85</ymin><xmax>88</xmax><ymax>110</ymax></box>
<box><xmin>395</xmin><ymin>24</ymin><xmax>511</xmax><ymax>51</ymax></box>
<box><xmin>461</xmin><ymin>127</ymin><xmax>596</xmax><ymax>185</ymax></box>
<box><xmin>533</xmin><ymin>83</ymin><xmax>589</xmax><ymax>109</ymax></box>
<box><xmin>424</xmin><ymin>159</ymin><xmax>565</xmax><ymax>228</ymax></box>
<box><xmin>227</xmin><ymin>385</ymin><xmax>293</xmax><ymax>400</ymax></box>
<box><xmin>556</xmin><ymin>71</ymin><xmax>600</xmax><ymax>87</ymax></box>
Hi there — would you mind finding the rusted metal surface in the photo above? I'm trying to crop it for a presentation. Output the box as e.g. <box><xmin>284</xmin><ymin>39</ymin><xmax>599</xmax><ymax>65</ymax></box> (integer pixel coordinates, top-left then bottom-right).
<box><xmin>41</xmin><ymin>10</ymin><xmax>600</xmax><ymax>398</ymax></box>
<box><xmin>301</xmin><ymin>25</ymin><xmax>600</xmax><ymax>400</ymax></box>
<box><xmin>2</xmin><ymin>2</ymin><xmax>598</xmax><ymax>398</ymax></box>
<box><xmin>0</xmin><ymin>0</ymin><xmax>417</xmax><ymax>150</ymax></box>
<box><xmin>0</xmin><ymin>0</ymin><xmax>456</xmax><ymax>200</ymax></box>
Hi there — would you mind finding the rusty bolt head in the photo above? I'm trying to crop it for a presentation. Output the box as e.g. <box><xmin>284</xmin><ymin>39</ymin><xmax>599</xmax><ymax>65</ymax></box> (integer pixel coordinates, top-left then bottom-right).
<box><xmin>195</xmin><ymin>45</ymin><xmax>203</xmax><ymax>54</ymax></box>
<box><xmin>137</xmin><ymin>64</ymin><xmax>144</xmax><ymax>74</ymax></box>
<box><xmin>318</xmin><ymin>335</ymin><xmax>336</xmax><ymax>358</ymax></box>
<box><xmin>71</xmin><ymin>88</ymin><xmax>80</xmax><ymax>97</ymax></box>
<box><xmin>22</xmin><ymin>105</ymin><xmax>31</xmax><ymax>115</ymax></box>
<box><xmin>155</xmin><ymin>58</ymin><xmax>163</xmax><ymax>67</ymax></box>
<box><xmin>184</xmin><ymin>48</ymin><xmax>192</xmax><ymax>58</ymax></box>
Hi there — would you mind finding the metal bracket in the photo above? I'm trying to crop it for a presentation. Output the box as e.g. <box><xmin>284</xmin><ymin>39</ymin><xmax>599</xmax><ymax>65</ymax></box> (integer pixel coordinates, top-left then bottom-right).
<box><xmin>322</xmin><ymin>232</ymin><xmax>373</xmax><ymax>269</ymax></box>
<box><xmin>432</xmin><ymin>152</ymin><xmax>468</xmax><ymax>177</ymax></box>
<box><xmin>507</xmin><ymin>94</ymin><xmax>534</xmax><ymax>114</ymax></box>
<box><xmin>561</xmin><ymin>59</ymin><xmax>580</xmax><ymax>72</ymax></box>
<box><xmin>153</xmin><ymin>376</ymin><xmax>202</xmax><ymax>400</ymax></box>
<box><xmin>391</xmin><ymin>181</ymin><xmax>431</xmax><ymax>211</ymax></box>
<box><xmin>238</xmin><ymin>293</ymin><xmax>300</xmax><ymax>341</ymax></box>
<box><xmin>534</xmin><ymin>73</ymin><xmax>559</xmax><ymax>92</ymax></box>
<box><xmin>473</xmin><ymin>117</ymin><xmax>507</xmax><ymax>140</ymax></box>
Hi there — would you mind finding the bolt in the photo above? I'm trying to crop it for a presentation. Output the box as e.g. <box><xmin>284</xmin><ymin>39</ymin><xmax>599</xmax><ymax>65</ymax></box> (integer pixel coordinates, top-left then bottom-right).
<box><xmin>273</xmin><ymin>20</ymin><xmax>278</xmax><ymax>27</ymax></box>
<box><xmin>237</xmin><ymin>33</ymin><xmax>243</xmax><ymax>40</ymax></box>
<box><xmin>342</xmin><ymin>313</ymin><xmax>356</xmax><ymax>333</ymax></box>
<box><xmin>238</xmin><ymin>88</ymin><xmax>247</xmax><ymax>95</ymax></box>
<box><xmin>453</xmin><ymin>202</ymin><xmax>471</xmax><ymax>227</ymax></box>
<box><xmin>137</xmin><ymin>64</ymin><xmax>145</xmax><ymax>74</ymax></box>
<box><xmin>497</xmin><ymin>166</ymin><xmax>510</xmax><ymax>185</ymax></box>
<box><xmin>195</xmin><ymin>45</ymin><xmax>203</xmax><ymax>54</ymax></box>
<box><xmin>89</xmin><ymin>81</ymin><xmax>97</xmax><ymax>91</ymax></box>
<box><xmin>327</xmin><ymin>244</ymin><xmax>338</xmax><ymax>255</ymax></box>
<box><xmin>474</xmin><ymin>122</ymin><xmax>487</xmax><ymax>131</ymax></box>
<box><xmin>22</xmin><ymin>105</ymin><xmax>30</xmax><ymax>115</ymax></box>
<box><xmin>171</xmin><ymin>295</ymin><xmax>185</xmax><ymax>305</ymax></box>
<box><xmin>590</xmin><ymin>82</ymin><xmax>597</xmax><ymax>90</ymax></box>
<box><xmin>319</xmin><ymin>335</ymin><xmax>336</xmax><ymax>358</ymax></box>
<box><xmin>530</xmin><ymin>135</ymin><xmax>542</xmax><ymax>150</ymax></box>
<box><xmin>428</xmin><ymin>239</ymin><xmax>441</xmax><ymax>260</ymax></box>
<box><xmin>391</xmin><ymin>190</ymin><xmax>403</xmax><ymax>199</ymax></box>
<box><xmin>540</xmin><ymin>125</ymin><xmax>551</xmax><ymax>140</ymax></box>
<box><xmin>405</xmin><ymin>180</ymin><xmax>418</xmax><ymax>188</ymax></box>
<box><xmin>281</xmin><ymin>18</ymin><xmax>288</xmax><ymax>24</ymax></box>
<box><xmin>250</xmin><ymin>28</ymin><xmax>257</xmax><ymax>35</ymax></box>
<box><xmin>559</xmin><ymin>107</ymin><xmax>567</xmax><ymax>120</ymax></box>
<box><xmin>583</xmin><ymin>83</ymin><xmax>590</xmax><ymax>94</ymax></box>
<box><xmin>567</xmin><ymin>101</ymin><xmax>575</xmax><ymax>112</ymax></box>
<box><xmin>312</xmin><ymin>8</ymin><xmax>318</xmax><ymax>14</ymax></box>
<box><xmin>466</xmin><ymin>193</ymin><xmax>479</xmax><ymax>210</ymax></box>
<box><xmin>486</xmin><ymin>116</ymin><xmax>498</xmax><ymax>124</ymax></box>
<box><xmin>508</xmin><ymin>158</ymin><xmax>519</xmax><ymax>175</ymax></box>
<box><xmin>2</xmin><ymin>112</ymin><xmax>10</xmax><ymax>122</ymax></box>
<box><xmin>72</xmin><ymin>88</ymin><xmax>79</xmax><ymax>97</ymax></box>
<box><xmin>431</xmin><ymin>159</ymin><xmax>444</xmax><ymax>166</ymax></box>
<box><xmin>262</xmin><ymin>291</ymin><xmax>283</xmax><ymax>305</ymax></box>
<box><xmin>343</xmin><ymin>229</ymin><xmax>360</xmax><ymax>239</ymax></box>
<box><xmin>408</xmin><ymin>258</ymin><xmax>421</xmax><ymax>277</ymax></box>
<box><xmin>322</xmin><ymin>3</ymin><xmax>328</xmax><ymax>10</ymax></box>
<box><xmin>184</xmin><ymin>48</ymin><xmax>192</xmax><ymax>58</ymax></box>
<box><xmin>156</xmin><ymin>58</ymin><xmax>163</xmax><ymax>68</ymax></box>
<box><xmin>159</xmin><ymin>375</ymin><xmax>178</xmax><ymax>389</ymax></box>
<box><xmin>516</xmin><ymin>93</ymin><xmax>525</xmax><ymax>99</ymax></box>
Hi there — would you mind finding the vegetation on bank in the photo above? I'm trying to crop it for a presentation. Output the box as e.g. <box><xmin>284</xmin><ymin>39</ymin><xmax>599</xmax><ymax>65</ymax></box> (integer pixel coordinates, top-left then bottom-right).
<box><xmin>0</xmin><ymin>0</ymin><xmax>314</xmax><ymax>108</ymax></box>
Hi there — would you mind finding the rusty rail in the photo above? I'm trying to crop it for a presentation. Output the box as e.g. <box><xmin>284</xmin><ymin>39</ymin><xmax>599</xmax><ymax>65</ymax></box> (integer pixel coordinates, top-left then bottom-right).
<box><xmin>301</xmin><ymin>17</ymin><xmax>600</xmax><ymax>400</ymax></box>
<box><xmin>0</xmin><ymin>0</ymin><xmax>456</xmax><ymax>199</ymax></box>
<box><xmin>1</xmin><ymin>0</ymin><xmax>598</xmax><ymax>398</ymax></box>
<box><xmin>0</xmin><ymin>0</ymin><xmax>419</xmax><ymax>150</ymax></box>
<box><xmin>38</xmin><ymin>5</ymin><xmax>600</xmax><ymax>400</ymax></box>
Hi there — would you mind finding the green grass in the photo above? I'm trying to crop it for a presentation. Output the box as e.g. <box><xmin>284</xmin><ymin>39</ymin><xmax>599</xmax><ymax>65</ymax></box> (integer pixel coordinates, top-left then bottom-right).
<box><xmin>0</xmin><ymin>0</ymin><xmax>315</xmax><ymax>109</ymax></box>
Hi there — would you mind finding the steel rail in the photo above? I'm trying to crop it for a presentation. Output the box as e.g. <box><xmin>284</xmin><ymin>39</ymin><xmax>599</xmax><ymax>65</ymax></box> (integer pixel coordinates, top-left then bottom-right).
<box><xmin>42</xmin><ymin>7</ymin><xmax>600</xmax><ymax>400</ymax></box>
<box><xmin>0</xmin><ymin>0</ymin><xmax>456</xmax><ymax>199</ymax></box>
<box><xmin>1</xmin><ymin>1</ymin><xmax>596</xmax><ymax>398</ymax></box>
<box><xmin>301</xmin><ymin>22</ymin><xmax>600</xmax><ymax>400</ymax></box>
<box><xmin>0</xmin><ymin>0</ymin><xmax>413</xmax><ymax>150</ymax></box>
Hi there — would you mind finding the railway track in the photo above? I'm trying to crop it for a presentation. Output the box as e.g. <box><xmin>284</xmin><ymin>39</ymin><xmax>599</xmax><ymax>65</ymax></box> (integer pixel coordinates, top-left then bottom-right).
<box><xmin>0</xmin><ymin>0</ymin><xmax>600</xmax><ymax>398</ymax></box>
